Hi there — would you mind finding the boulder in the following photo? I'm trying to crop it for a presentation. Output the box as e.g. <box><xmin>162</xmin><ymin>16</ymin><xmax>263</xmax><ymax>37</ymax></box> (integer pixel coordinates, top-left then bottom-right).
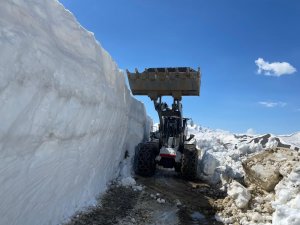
<box><xmin>242</xmin><ymin>147</ymin><xmax>299</xmax><ymax>192</ymax></box>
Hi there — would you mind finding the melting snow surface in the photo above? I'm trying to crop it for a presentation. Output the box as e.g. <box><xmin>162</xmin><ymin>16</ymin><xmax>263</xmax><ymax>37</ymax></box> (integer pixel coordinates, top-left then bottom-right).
<box><xmin>0</xmin><ymin>0</ymin><xmax>149</xmax><ymax>225</ymax></box>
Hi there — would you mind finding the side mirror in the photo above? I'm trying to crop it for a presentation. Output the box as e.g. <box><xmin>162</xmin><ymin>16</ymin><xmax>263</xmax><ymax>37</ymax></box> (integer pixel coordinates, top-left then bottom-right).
<box><xmin>186</xmin><ymin>134</ymin><xmax>195</xmax><ymax>141</ymax></box>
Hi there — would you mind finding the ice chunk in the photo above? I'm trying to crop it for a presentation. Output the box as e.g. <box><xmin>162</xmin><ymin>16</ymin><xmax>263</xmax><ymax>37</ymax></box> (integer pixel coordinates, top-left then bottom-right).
<box><xmin>227</xmin><ymin>181</ymin><xmax>251</xmax><ymax>209</ymax></box>
<box><xmin>120</xmin><ymin>177</ymin><xmax>137</xmax><ymax>187</ymax></box>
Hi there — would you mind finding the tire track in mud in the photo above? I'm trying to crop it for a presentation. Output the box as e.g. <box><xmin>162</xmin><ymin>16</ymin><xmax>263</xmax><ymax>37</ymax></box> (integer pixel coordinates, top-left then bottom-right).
<box><xmin>136</xmin><ymin>168</ymin><xmax>225</xmax><ymax>225</ymax></box>
<box><xmin>65</xmin><ymin>168</ymin><xmax>225</xmax><ymax>225</ymax></box>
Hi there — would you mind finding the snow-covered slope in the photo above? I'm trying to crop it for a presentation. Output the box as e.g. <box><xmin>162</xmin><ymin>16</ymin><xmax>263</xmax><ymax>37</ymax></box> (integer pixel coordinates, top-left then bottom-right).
<box><xmin>0</xmin><ymin>1</ymin><xmax>149</xmax><ymax>225</ymax></box>
<box><xmin>279</xmin><ymin>132</ymin><xmax>300</xmax><ymax>148</ymax></box>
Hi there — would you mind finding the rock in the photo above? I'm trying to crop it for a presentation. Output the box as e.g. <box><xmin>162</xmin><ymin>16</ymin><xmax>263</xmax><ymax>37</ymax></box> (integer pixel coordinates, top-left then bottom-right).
<box><xmin>242</xmin><ymin>148</ymin><xmax>299</xmax><ymax>191</ymax></box>
<box><xmin>133</xmin><ymin>185</ymin><xmax>143</xmax><ymax>191</ymax></box>
<box><xmin>156</xmin><ymin>198</ymin><xmax>166</xmax><ymax>204</ymax></box>
<box><xmin>175</xmin><ymin>199</ymin><xmax>182</xmax><ymax>206</ymax></box>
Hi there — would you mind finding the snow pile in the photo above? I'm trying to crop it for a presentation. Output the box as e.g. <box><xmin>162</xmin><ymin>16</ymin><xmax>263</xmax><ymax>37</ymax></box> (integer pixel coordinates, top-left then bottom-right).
<box><xmin>119</xmin><ymin>177</ymin><xmax>137</xmax><ymax>187</ymax></box>
<box><xmin>215</xmin><ymin>188</ymin><xmax>274</xmax><ymax>225</ymax></box>
<box><xmin>0</xmin><ymin>1</ymin><xmax>149</xmax><ymax>225</ymax></box>
<box><xmin>272</xmin><ymin>167</ymin><xmax>300</xmax><ymax>225</ymax></box>
<box><xmin>188</xmin><ymin>125</ymin><xmax>299</xmax><ymax>184</ymax></box>
<box><xmin>188</xmin><ymin>125</ymin><xmax>262</xmax><ymax>184</ymax></box>
<box><xmin>188</xmin><ymin>124</ymin><xmax>300</xmax><ymax>224</ymax></box>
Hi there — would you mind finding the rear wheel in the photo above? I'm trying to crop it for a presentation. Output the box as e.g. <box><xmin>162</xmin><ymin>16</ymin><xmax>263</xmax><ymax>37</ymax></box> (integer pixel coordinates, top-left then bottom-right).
<box><xmin>134</xmin><ymin>142</ymin><xmax>157</xmax><ymax>177</ymax></box>
<box><xmin>181</xmin><ymin>145</ymin><xmax>198</xmax><ymax>180</ymax></box>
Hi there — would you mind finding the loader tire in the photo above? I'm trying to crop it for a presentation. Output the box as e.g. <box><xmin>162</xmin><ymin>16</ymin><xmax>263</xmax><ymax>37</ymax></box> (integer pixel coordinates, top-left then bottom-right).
<box><xmin>181</xmin><ymin>145</ymin><xmax>198</xmax><ymax>180</ymax></box>
<box><xmin>134</xmin><ymin>143</ymin><xmax>156</xmax><ymax>177</ymax></box>
<box><xmin>174</xmin><ymin>163</ymin><xmax>181</xmax><ymax>173</ymax></box>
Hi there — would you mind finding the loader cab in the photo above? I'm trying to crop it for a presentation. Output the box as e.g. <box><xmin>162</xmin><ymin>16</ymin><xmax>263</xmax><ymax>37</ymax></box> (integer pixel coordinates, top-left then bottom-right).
<box><xmin>161</xmin><ymin>116</ymin><xmax>181</xmax><ymax>137</ymax></box>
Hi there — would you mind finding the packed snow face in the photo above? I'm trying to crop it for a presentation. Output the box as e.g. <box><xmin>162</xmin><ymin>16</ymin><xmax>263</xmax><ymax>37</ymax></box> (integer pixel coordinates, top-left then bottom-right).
<box><xmin>0</xmin><ymin>1</ymin><xmax>149</xmax><ymax>225</ymax></box>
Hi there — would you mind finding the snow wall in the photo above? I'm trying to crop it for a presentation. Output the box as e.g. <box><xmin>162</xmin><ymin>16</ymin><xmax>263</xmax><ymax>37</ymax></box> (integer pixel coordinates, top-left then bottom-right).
<box><xmin>0</xmin><ymin>0</ymin><xmax>150</xmax><ymax>225</ymax></box>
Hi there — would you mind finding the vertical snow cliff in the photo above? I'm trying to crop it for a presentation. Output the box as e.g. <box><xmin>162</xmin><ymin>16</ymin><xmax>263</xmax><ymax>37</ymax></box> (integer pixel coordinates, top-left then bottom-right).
<box><xmin>0</xmin><ymin>0</ymin><xmax>149</xmax><ymax>225</ymax></box>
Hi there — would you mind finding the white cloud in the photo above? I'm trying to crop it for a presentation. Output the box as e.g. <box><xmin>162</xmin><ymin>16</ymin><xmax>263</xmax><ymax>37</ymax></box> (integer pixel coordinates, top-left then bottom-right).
<box><xmin>246</xmin><ymin>128</ymin><xmax>256</xmax><ymax>135</ymax></box>
<box><xmin>259</xmin><ymin>101</ymin><xmax>287</xmax><ymax>108</ymax></box>
<box><xmin>255</xmin><ymin>58</ymin><xmax>296</xmax><ymax>77</ymax></box>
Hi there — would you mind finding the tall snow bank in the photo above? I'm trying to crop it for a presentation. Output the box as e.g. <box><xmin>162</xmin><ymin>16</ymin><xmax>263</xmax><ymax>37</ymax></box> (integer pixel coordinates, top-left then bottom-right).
<box><xmin>0</xmin><ymin>1</ymin><xmax>149</xmax><ymax>225</ymax></box>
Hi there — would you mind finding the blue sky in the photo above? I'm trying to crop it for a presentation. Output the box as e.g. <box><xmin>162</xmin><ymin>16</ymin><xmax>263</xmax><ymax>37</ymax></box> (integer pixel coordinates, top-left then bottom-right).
<box><xmin>60</xmin><ymin>0</ymin><xmax>300</xmax><ymax>134</ymax></box>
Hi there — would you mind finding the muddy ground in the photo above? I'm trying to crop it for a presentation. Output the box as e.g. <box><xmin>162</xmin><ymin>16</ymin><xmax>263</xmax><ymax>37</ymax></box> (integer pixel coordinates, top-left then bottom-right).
<box><xmin>66</xmin><ymin>168</ymin><xmax>226</xmax><ymax>225</ymax></box>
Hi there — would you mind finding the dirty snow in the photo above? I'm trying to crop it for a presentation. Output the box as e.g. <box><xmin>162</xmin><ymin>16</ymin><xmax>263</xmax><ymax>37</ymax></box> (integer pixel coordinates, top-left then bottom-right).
<box><xmin>227</xmin><ymin>181</ymin><xmax>251</xmax><ymax>209</ymax></box>
<box><xmin>188</xmin><ymin>124</ymin><xmax>300</xmax><ymax>225</ymax></box>
<box><xmin>188</xmin><ymin>124</ymin><xmax>299</xmax><ymax>184</ymax></box>
<box><xmin>119</xmin><ymin>177</ymin><xmax>137</xmax><ymax>187</ymax></box>
<box><xmin>0</xmin><ymin>1</ymin><xmax>149</xmax><ymax>225</ymax></box>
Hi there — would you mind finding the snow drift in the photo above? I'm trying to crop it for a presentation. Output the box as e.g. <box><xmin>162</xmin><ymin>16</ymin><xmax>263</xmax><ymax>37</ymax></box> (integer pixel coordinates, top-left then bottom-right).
<box><xmin>0</xmin><ymin>1</ymin><xmax>149</xmax><ymax>225</ymax></box>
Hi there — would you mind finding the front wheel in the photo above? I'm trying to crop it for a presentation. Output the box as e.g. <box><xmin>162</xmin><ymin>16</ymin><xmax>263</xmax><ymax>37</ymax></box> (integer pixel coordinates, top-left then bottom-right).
<box><xmin>181</xmin><ymin>145</ymin><xmax>198</xmax><ymax>180</ymax></box>
<box><xmin>133</xmin><ymin>143</ymin><xmax>157</xmax><ymax>177</ymax></box>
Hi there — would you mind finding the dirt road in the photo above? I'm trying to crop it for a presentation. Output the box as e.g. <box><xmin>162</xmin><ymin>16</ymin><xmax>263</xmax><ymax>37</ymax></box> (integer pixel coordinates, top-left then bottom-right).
<box><xmin>66</xmin><ymin>168</ymin><xmax>225</xmax><ymax>225</ymax></box>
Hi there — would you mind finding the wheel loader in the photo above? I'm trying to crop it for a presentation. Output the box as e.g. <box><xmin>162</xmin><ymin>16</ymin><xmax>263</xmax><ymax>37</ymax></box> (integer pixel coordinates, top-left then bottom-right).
<box><xmin>126</xmin><ymin>67</ymin><xmax>201</xmax><ymax>180</ymax></box>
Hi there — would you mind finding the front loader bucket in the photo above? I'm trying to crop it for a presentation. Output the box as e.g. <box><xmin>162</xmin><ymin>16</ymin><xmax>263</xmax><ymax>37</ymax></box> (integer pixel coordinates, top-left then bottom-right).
<box><xmin>126</xmin><ymin>67</ymin><xmax>201</xmax><ymax>100</ymax></box>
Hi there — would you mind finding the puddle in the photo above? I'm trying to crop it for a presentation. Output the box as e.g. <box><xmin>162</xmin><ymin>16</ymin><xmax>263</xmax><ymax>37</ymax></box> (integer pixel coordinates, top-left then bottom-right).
<box><xmin>151</xmin><ymin>207</ymin><xmax>179</xmax><ymax>225</ymax></box>
<box><xmin>191</xmin><ymin>212</ymin><xmax>205</xmax><ymax>221</ymax></box>
<box><xmin>178</xmin><ymin>208</ymin><xmax>219</xmax><ymax>225</ymax></box>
